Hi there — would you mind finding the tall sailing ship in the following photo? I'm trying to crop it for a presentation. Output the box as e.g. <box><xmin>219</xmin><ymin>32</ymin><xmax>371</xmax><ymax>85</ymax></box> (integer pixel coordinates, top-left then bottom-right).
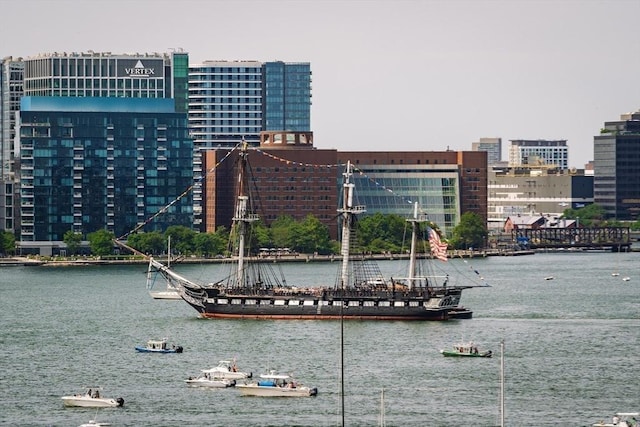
<box><xmin>145</xmin><ymin>144</ymin><xmax>477</xmax><ymax>321</ymax></box>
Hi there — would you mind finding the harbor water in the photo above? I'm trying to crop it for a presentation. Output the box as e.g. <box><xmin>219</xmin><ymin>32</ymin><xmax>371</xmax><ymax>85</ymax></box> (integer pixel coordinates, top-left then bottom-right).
<box><xmin>0</xmin><ymin>251</ymin><xmax>638</xmax><ymax>426</ymax></box>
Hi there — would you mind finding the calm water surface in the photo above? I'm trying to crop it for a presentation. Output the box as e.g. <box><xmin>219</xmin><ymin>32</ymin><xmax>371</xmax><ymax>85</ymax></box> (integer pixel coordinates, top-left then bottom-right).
<box><xmin>0</xmin><ymin>251</ymin><xmax>638</xmax><ymax>426</ymax></box>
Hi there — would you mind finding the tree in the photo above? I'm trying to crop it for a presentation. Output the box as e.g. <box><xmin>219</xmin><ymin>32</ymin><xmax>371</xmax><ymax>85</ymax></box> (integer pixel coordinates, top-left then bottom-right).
<box><xmin>193</xmin><ymin>232</ymin><xmax>226</xmax><ymax>257</ymax></box>
<box><xmin>87</xmin><ymin>229</ymin><xmax>115</xmax><ymax>256</ymax></box>
<box><xmin>269</xmin><ymin>215</ymin><xmax>296</xmax><ymax>249</ymax></box>
<box><xmin>63</xmin><ymin>230</ymin><xmax>83</xmax><ymax>255</ymax></box>
<box><xmin>165</xmin><ymin>225</ymin><xmax>196</xmax><ymax>255</ymax></box>
<box><xmin>290</xmin><ymin>214</ymin><xmax>332</xmax><ymax>254</ymax></box>
<box><xmin>127</xmin><ymin>231</ymin><xmax>165</xmax><ymax>255</ymax></box>
<box><xmin>562</xmin><ymin>203</ymin><xmax>607</xmax><ymax>226</ymax></box>
<box><xmin>0</xmin><ymin>231</ymin><xmax>16</xmax><ymax>256</ymax></box>
<box><xmin>356</xmin><ymin>213</ymin><xmax>406</xmax><ymax>253</ymax></box>
<box><xmin>451</xmin><ymin>212</ymin><xmax>487</xmax><ymax>250</ymax></box>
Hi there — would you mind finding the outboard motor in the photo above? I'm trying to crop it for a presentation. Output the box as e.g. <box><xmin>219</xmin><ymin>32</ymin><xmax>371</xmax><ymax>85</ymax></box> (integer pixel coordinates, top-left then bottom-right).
<box><xmin>176</xmin><ymin>346</ymin><xmax>184</xmax><ymax>353</ymax></box>
<box><xmin>116</xmin><ymin>397</ymin><xmax>125</xmax><ymax>407</ymax></box>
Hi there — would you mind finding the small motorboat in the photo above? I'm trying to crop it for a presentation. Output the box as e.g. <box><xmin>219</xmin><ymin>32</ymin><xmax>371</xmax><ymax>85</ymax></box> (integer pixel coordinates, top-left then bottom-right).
<box><xmin>185</xmin><ymin>371</ymin><xmax>236</xmax><ymax>388</ymax></box>
<box><xmin>592</xmin><ymin>412</ymin><xmax>639</xmax><ymax>427</ymax></box>
<box><xmin>235</xmin><ymin>371</ymin><xmax>318</xmax><ymax>397</ymax></box>
<box><xmin>440</xmin><ymin>342</ymin><xmax>492</xmax><ymax>358</ymax></box>
<box><xmin>202</xmin><ymin>359</ymin><xmax>252</xmax><ymax>380</ymax></box>
<box><xmin>62</xmin><ymin>388</ymin><xmax>124</xmax><ymax>408</ymax></box>
<box><xmin>79</xmin><ymin>418</ymin><xmax>111</xmax><ymax>427</ymax></box>
<box><xmin>135</xmin><ymin>338</ymin><xmax>183</xmax><ymax>353</ymax></box>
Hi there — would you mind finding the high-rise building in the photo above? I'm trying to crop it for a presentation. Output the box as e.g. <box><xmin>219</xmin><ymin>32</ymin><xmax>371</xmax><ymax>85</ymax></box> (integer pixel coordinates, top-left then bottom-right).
<box><xmin>17</xmin><ymin>97</ymin><xmax>193</xmax><ymax>255</ymax></box>
<box><xmin>262</xmin><ymin>62</ymin><xmax>311</xmax><ymax>132</ymax></box>
<box><xmin>472</xmin><ymin>137</ymin><xmax>502</xmax><ymax>165</ymax></box>
<box><xmin>188</xmin><ymin>60</ymin><xmax>312</xmax><ymax>228</ymax></box>
<box><xmin>0</xmin><ymin>57</ymin><xmax>24</xmax><ymax>233</ymax></box>
<box><xmin>508</xmin><ymin>139</ymin><xmax>568</xmax><ymax>170</ymax></box>
<box><xmin>188</xmin><ymin>60</ymin><xmax>311</xmax><ymax>150</ymax></box>
<box><xmin>22</xmin><ymin>51</ymin><xmax>188</xmax><ymax>102</ymax></box>
<box><xmin>594</xmin><ymin>110</ymin><xmax>640</xmax><ymax>220</ymax></box>
<box><xmin>1</xmin><ymin>51</ymin><xmax>190</xmax><ymax>246</ymax></box>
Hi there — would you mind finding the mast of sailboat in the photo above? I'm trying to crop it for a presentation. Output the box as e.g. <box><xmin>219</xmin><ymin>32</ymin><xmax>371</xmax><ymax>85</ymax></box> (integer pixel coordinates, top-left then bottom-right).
<box><xmin>500</xmin><ymin>338</ymin><xmax>505</xmax><ymax>427</ymax></box>
<box><xmin>233</xmin><ymin>142</ymin><xmax>258</xmax><ymax>288</ymax></box>
<box><xmin>406</xmin><ymin>202</ymin><xmax>429</xmax><ymax>290</ymax></box>
<box><xmin>337</xmin><ymin>161</ymin><xmax>366</xmax><ymax>288</ymax></box>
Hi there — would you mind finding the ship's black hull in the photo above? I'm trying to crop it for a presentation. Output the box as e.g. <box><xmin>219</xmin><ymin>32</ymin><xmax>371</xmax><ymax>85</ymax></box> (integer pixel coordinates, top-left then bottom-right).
<box><xmin>181</xmin><ymin>287</ymin><xmax>471</xmax><ymax>321</ymax></box>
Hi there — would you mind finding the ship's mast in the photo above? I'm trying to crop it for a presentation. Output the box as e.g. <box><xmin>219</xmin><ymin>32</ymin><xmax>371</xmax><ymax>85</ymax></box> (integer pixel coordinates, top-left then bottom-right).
<box><xmin>406</xmin><ymin>202</ymin><xmax>429</xmax><ymax>290</ymax></box>
<box><xmin>232</xmin><ymin>142</ymin><xmax>258</xmax><ymax>287</ymax></box>
<box><xmin>337</xmin><ymin>161</ymin><xmax>366</xmax><ymax>288</ymax></box>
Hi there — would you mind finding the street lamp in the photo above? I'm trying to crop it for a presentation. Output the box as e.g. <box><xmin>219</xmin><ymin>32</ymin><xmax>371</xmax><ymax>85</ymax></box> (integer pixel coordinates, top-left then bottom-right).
<box><xmin>576</xmin><ymin>216</ymin><xmax>580</xmax><ymax>228</ymax></box>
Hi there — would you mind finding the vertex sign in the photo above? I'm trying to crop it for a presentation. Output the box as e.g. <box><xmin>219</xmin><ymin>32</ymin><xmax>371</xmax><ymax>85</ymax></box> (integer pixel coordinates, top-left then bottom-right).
<box><xmin>117</xmin><ymin>59</ymin><xmax>164</xmax><ymax>78</ymax></box>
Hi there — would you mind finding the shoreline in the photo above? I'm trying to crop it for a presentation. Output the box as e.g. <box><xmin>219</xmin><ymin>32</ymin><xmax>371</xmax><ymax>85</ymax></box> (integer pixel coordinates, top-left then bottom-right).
<box><xmin>0</xmin><ymin>249</ymin><xmax>537</xmax><ymax>267</ymax></box>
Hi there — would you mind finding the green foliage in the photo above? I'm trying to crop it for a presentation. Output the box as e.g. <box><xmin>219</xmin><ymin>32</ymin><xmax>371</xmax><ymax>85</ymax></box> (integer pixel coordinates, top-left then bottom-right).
<box><xmin>290</xmin><ymin>214</ymin><xmax>333</xmax><ymax>254</ymax></box>
<box><xmin>451</xmin><ymin>212</ymin><xmax>488</xmax><ymax>249</ymax></box>
<box><xmin>562</xmin><ymin>203</ymin><xmax>608</xmax><ymax>226</ymax></box>
<box><xmin>631</xmin><ymin>220</ymin><xmax>640</xmax><ymax>231</ymax></box>
<box><xmin>126</xmin><ymin>231</ymin><xmax>165</xmax><ymax>255</ymax></box>
<box><xmin>269</xmin><ymin>215</ymin><xmax>296</xmax><ymax>249</ymax></box>
<box><xmin>63</xmin><ymin>230</ymin><xmax>83</xmax><ymax>255</ymax></box>
<box><xmin>88</xmin><ymin>229</ymin><xmax>116</xmax><ymax>256</ymax></box>
<box><xmin>193</xmin><ymin>232</ymin><xmax>226</xmax><ymax>257</ymax></box>
<box><xmin>165</xmin><ymin>225</ymin><xmax>196</xmax><ymax>255</ymax></box>
<box><xmin>0</xmin><ymin>230</ymin><xmax>16</xmax><ymax>256</ymax></box>
<box><xmin>356</xmin><ymin>213</ymin><xmax>407</xmax><ymax>254</ymax></box>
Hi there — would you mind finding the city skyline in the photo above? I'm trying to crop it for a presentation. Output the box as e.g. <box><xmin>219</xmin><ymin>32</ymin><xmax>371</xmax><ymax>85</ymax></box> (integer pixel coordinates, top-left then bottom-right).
<box><xmin>2</xmin><ymin>0</ymin><xmax>639</xmax><ymax>168</ymax></box>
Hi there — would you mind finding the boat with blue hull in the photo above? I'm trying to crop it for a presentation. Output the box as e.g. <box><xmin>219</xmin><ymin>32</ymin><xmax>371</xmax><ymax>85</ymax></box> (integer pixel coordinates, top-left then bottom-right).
<box><xmin>135</xmin><ymin>338</ymin><xmax>183</xmax><ymax>354</ymax></box>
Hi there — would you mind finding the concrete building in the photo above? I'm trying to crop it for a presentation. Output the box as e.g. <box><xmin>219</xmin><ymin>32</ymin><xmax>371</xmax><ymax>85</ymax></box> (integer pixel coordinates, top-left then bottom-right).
<box><xmin>17</xmin><ymin>97</ymin><xmax>193</xmax><ymax>255</ymax></box>
<box><xmin>202</xmin><ymin>139</ymin><xmax>487</xmax><ymax>239</ymax></box>
<box><xmin>0</xmin><ymin>57</ymin><xmax>24</xmax><ymax>233</ymax></box>
<box><xmin>594</xmin><ymin>109</ymin><xmax>640</xmax><ymax>220</ymax></box>
<box><xmin>508</xmin><ymin>139</ymin><xmax>569</xmax><ymax>170</ymax></box>
<box><xmin>487</xmin><ymin>165</ymin><xmax>593</xmax><ymax>231</ymax></box>
<box><xmin>201</xmin><ymin>131</ymin><xmax>338</xmax><ymax>237</ymax></box>
<box><xmin>472</xmin><ymin>137</ymin><xmax>502</xmax><ymax>165</ymax></box>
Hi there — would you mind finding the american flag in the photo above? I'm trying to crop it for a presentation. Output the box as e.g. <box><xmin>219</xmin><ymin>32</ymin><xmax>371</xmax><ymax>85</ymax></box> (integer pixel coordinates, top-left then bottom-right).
<box><xmin>428</xmin><ymin>228</ymin><xmax>448</xmax><ymax>262</ymax></box>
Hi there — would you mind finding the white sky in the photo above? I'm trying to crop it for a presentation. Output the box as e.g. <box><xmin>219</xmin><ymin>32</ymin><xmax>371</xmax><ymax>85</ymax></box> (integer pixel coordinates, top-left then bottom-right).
<box><xmin>2</xmin><ymin>0</ymin><xmax>639</xmax><ymax>168</ymax></box>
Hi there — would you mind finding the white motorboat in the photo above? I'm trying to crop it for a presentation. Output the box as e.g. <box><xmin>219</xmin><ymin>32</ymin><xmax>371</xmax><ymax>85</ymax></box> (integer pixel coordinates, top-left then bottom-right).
<box><xmin>185</xmin><ymin>371</ymin><xmax>235</xmax><ymax>388</ymax></box>
<box><xmin>79</xmin><ymin>419</ymin><xmax>111</xmax><ymax>427</ymax></box>
<box><xmin>236</xmin><ymin>371</ymin><xmax>317</xmax><ymax>397</ymax></box>
<box><xmin>62</xmin><ymin>388</ymin><xmax>124</xmax><ymax>408</ymax></box>
<box><xmin>203</xmin><ymin>359</ymin><xmax>252</xmax><ymax>380</ymax></box>
<box><xmin>592</xmin><ymin>412</ymin><xmax>639</xmax><ymax>427</ymax></box>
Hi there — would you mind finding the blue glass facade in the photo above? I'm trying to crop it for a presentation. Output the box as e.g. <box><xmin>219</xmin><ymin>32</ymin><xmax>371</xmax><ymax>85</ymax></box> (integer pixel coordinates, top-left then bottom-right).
<box><xmin>262</xmin><ymin>62</ymin><xmax>311</xmax><ymax>131</ymax></box>
<box><xmin>19</xmin><ymin>97</ymin><xmax>193</xmax><ymax>246</ymax></box>
<box><xmin>347</xmin><ymin>169</ymin><xmax>460</xmax><ymax>235</ymax></box>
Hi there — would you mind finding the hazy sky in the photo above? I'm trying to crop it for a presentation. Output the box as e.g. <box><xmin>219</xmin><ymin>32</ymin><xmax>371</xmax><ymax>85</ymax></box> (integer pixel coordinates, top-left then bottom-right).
<box><xmin>2</xmin><ymin>0</ymin><xmax>639</xmax><ymax>167</ymax></box>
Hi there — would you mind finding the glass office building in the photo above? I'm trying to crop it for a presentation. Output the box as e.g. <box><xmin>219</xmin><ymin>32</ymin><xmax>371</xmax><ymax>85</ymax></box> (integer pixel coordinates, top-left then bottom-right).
<box><xmin>22</xmin><ymin>51</ymin><xmax>188</xmax><ymax>100</ymax></box>
<box><xmin>262</xmin><ymin>62</ymin><xmax>311</xmax><ymax>132</ymax></box>
<box><xmin>18</xmin><ymin>97</ymin><xmax>193</xmax><ymax>254</ymax></box>
<box><xmin>594</xmin><ymin>110</ymin><xmax>640</xmax><ymax>220</ymax></box>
